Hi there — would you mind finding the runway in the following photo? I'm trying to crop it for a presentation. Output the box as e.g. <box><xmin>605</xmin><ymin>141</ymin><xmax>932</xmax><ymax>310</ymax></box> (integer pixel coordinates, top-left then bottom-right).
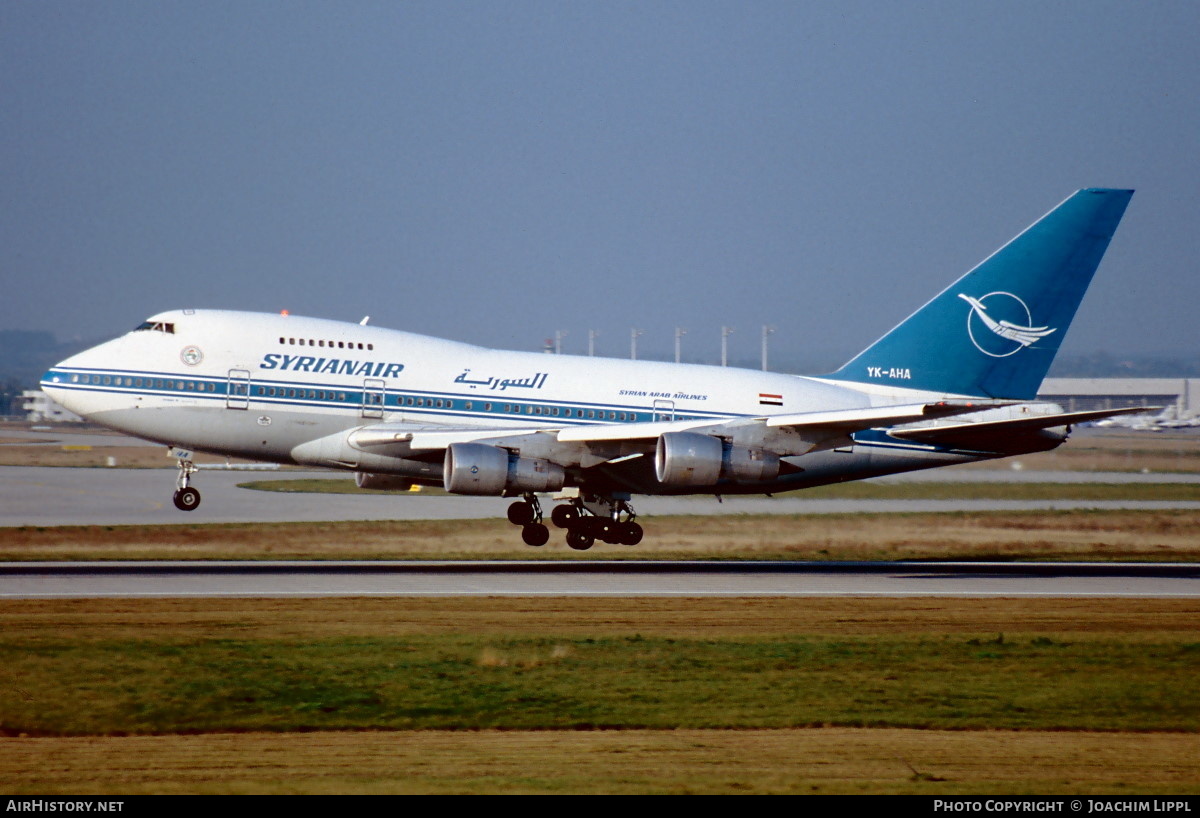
<box><xmin>3</xmin><ymin>560</ymin><xmax>1198</xmax><ymax>599</ymax></box>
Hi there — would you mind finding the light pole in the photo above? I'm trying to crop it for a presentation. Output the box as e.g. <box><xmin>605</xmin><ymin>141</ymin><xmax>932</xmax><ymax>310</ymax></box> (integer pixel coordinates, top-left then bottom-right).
<box><xmin>554</xmin><ymin>329</ymin><xmax>568</xmax><ymax>355</ymax></box>
<box><xmin>588</xmin><ymin>329</ymin><xmax>598</xmax><ymax>357</ymax></box>
<box><xmin>630</xmin><ymin>328</ymin><xmax>644</xmax><ymax>360</ymax></box>
<box><xmin>721</xmin><ymin>326</ymin><xmax>734</xmax><ymax>367</ymax></box>
<box><xmin>674</xmin><ymin>327</ymin><xmax>687</xmax><ymax>364</ymax></box>
<box><xmin>761</xmin><ymin>325</ymin><xmax>775</xmax><ymax>371</ymax></box>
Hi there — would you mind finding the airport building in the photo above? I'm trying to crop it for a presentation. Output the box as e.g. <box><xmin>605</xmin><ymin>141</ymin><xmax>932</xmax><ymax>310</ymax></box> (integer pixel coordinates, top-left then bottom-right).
<box><xmin>1038</xmin><ymin>378</ymin><xmax>1199</xmax><ymax>420</ymax></box>
<box><xmin>20</xmin><ymin>390</ymin><xmax>83</xmax><ymax>423</ymax></box>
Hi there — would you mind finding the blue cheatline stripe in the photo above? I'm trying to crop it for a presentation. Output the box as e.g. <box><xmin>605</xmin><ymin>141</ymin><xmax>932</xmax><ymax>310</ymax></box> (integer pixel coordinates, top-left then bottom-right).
<box><xmin>42</xmin><ymin>367</ymin><xmax>985</xmax><ymax>455</ymax></box>
<box><xmin>41</xmin><ymin>367</ymin><xmax>738</xmax><ymax>427</ymax></box>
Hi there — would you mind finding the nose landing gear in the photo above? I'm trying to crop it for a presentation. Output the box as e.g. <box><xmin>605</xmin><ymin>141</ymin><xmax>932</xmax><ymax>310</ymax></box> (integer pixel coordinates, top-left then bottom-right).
<box><xmin>172</xmin><ymin>454</ymin><xmax>201</xmax><ymax>511</ymax></box>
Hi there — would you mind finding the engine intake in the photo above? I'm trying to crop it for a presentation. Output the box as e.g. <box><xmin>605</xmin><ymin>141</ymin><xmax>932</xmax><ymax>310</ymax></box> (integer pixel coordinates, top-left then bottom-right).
<box><xmin>655</xmin><ymin>432</ymin><xmax>722</xmax><ymax>486</ymax></box>
<box><xmin>443</xmin><ymin>442</ymin><xmax>565</xmax><ymax>495</ymax></box>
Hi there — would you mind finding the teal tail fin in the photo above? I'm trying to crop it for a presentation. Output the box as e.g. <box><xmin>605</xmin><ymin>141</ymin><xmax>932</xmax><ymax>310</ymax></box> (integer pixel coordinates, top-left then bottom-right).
<box><xmin>827</xmin><ymin>188</ymin><xmax>1133</xmax><ymax>399</ymax></box>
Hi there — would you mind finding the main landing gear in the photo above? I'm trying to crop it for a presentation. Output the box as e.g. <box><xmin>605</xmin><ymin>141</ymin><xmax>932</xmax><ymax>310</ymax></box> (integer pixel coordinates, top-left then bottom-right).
<box><xmin>505</xmin><ymin>493</ymin><xmax>551</xmax><ymax>546</ymax></box>
<box><xmin>505</xmin><ymin>494</ymin><xmax>643</xmax><ymax>550</ymax></box>
<box><xmin>172</xmin><ymin>457</ymin><xmax>201</xmax><ymax>511</ymax></box>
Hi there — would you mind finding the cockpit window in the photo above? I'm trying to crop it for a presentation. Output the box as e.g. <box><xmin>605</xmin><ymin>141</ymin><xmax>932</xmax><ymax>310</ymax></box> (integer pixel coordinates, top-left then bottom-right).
<box><xmin>134</xmin><ymin>321</ymin><xmax>175</xmax><ymax>334</ymax></box>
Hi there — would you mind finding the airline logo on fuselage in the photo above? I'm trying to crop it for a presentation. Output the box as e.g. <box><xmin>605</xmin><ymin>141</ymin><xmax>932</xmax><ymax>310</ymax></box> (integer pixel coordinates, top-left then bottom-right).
<box><xmin>259</xmin><ymin>353</ymin><xmax>404</xmax><ymax>378</ymax></box>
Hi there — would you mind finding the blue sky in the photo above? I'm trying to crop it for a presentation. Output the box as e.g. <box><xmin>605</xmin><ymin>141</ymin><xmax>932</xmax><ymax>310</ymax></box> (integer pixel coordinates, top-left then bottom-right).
<box><xmin>3</xmin><ymin>1</ymin><xmax>1197</xmax><ymax>369</ymax></box>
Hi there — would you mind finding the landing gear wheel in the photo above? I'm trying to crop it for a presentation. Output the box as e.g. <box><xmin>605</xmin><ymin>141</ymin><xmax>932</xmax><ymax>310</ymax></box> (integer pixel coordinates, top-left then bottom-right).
<box><xmin>566</xmin><ymin>527</ymin><xmax>595</xmax><ymax>551</ymax></box>
<box><xmin>618</xmin><ymin>521</ymin><xmax>643</xmax><ymax>546</ymax></box>
<box><xmin>599</xmin><ymin>522</ymin><xmax>623</xmax><ymax>544</ymax></box>
<box><xmin>521</xmin><ymin>522</ymin><xmax>550</xmax><ymax>546</ymax></box>
<box><xmin>550</xmin><ymin>504</ymin><xmax>578</xmax><ymax>528</ymax></box>
<box><xmin>507</xmin><ymin>501</ymin><xmax>535</xmax><ymax>526</ymax></box>
<box><xmin>173</xmin><ymin>487</ymin><xmax>201</xmax><ymax>511</ymax></box>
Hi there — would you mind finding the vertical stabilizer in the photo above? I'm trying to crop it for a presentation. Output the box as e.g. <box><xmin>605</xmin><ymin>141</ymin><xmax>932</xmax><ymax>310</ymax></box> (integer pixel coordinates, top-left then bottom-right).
<box><xmin>826</xmin><ymin>188</ymin><xmax>1133</xmax><ymax>399</ymax></box>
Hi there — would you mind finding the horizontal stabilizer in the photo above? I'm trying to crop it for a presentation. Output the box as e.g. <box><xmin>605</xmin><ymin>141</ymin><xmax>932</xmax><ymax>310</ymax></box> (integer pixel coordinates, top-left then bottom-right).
<box><xmin>888</xmin><ymin>406</ymin><xmax>1160</xmax><ymax>449</ymax></box>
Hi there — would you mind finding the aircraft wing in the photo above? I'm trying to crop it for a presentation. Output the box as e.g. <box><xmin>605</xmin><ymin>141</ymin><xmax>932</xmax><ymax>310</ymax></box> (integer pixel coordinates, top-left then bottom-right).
<box><xmin>349</xmin><ymin>400</ymin><xmax>1008</xmax><ymax>460</ymax></box>
<box><xmin>886</xmin><ymin>406</ymin><xmax>1160</xmax><ymax>450</ymax></box>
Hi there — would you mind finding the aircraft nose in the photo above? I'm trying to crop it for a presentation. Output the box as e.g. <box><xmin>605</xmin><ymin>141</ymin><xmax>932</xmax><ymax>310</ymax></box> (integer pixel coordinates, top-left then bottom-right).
<box><xmin>39</xmin><ymin>349</ymin><xmax>95</xmax><ymax>417</ymax></box>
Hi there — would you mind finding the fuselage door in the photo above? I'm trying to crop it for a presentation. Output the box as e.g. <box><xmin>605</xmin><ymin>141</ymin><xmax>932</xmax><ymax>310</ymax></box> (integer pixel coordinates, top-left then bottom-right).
<box><xmin>652</xmin><ymin>399</ymin><xmax>676</xmax><ymax>422</ymax></box>
<box><xmin>226</xmin><ymin>369</ymin><xmax>251</xmax><ymax>410</ymax></box>
<box><xmin>362</xmin><ymin>378</ymin><xmax>386</xmax><ymax>419</ymax></box>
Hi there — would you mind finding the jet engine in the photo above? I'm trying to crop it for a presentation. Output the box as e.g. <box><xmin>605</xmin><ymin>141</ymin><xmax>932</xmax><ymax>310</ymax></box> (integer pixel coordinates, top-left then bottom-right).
<box><xmin>655</xmin><ymin>432</ymin><xmax>723</xmax><ymax>486</ymax></box>
<box><xmin>655</xmin><ymin>432</ymin><xmax>781</xmax><ymax>486</ymax></box>
<box><xmin>443</xmin><ymin>442</ymin><xmax>565</xmax><ymax>495</ymax></box>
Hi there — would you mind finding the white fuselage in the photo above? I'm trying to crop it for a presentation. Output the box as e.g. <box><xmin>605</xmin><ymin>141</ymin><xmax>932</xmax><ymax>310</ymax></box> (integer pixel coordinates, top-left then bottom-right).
<box><xmin>41</xmin><ymin>309</ymin><xmax>1022</xmax><ymax>495</ymax></box>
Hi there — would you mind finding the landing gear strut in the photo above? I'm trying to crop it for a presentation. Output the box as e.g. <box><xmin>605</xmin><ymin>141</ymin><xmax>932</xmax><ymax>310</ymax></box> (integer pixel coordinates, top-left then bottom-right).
<box><xmin>506</xmin><ymin>494</ymin><xmax>550</xmax><ymax>546</ymax></box>
<box><xmin>172</xmin><ymin>457</ymin><xmax>201</xmax><ymax>511</ymax></box>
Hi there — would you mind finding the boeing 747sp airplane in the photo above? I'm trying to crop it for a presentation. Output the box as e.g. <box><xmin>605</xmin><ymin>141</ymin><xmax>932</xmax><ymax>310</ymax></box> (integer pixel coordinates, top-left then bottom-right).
<box><xmin>41</xmin><ymin>189</ymin><xmax>1151</xmax><ymax>549</ymax></box>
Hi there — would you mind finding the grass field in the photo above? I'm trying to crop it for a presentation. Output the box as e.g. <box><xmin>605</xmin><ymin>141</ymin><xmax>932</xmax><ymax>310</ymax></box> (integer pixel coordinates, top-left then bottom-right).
<box><xmin>3</xmin><ymin>425</ymin><xmax>1198</xmax><ymax>793</ymax></box>
<box><xmin>2</xmin><ymin>597</ymin><xmax>1198</xmax><ymax>794</ymax></box>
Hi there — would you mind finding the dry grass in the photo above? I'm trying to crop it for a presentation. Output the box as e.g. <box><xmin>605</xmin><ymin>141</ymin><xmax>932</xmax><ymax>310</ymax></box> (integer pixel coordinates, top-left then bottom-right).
<box><xmin>2</xmin><ymin>596</ymin><xmax>1196</xmax><ymax>641</ymax></box>
<box><xmin>3</xmin><ymin>510</ymin><xmax>1198</xmax><ymax>562</ymax></box>
<box><xmin>4</xmin><ymin>728</ymin><xmax>1199</xmax><ymax>794</ymax></box>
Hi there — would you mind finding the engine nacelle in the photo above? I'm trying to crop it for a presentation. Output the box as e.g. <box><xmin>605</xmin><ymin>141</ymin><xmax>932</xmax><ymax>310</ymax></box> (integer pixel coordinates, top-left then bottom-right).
<box><xmin>444</xmin><ymin>442</ymin><xmax>509</xmax><ymax>494</ymax></box>
<box><xmin>655</xmin><ymin>432</ymin><xmax>783</xmax><ymax>486</ymax></box>
<box><xmin>655</xmin><ymin>432</ymin><xmax>723</xmax><ymax>486</ymax></box>
<box><xmin>507</xmin><ymin>454</ymin><xmax>566</xmax><ymax>492</ymax></box>
<box><xmin>722</xmin><ymin>445</ymin><xmax>781</xmax><ymax>483</ymax></box>
<box><xmin>442</xmin><ymin>442</ymin><xmax>565</xmax><ymax>496</ymax></box>
<box><xmin>354</xmin><ymin>472</ymin><xmax>416</xmax><ymax>491</ymax></box>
